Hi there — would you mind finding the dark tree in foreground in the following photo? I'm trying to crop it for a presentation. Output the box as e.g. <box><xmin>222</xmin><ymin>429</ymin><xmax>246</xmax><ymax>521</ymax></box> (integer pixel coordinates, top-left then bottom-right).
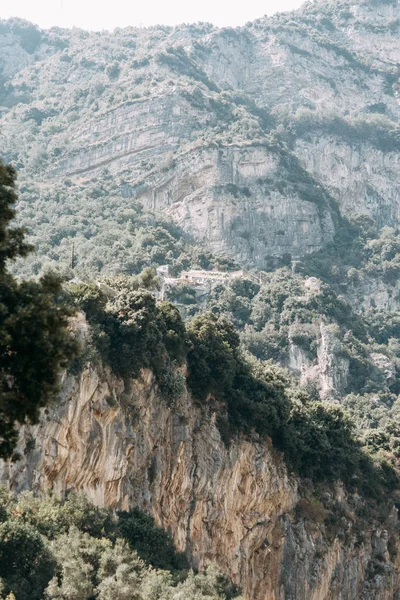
<box><xmin>0</xmin><ymin>161</ymin><xmax>76</xmax><ymax>459</ymax></box>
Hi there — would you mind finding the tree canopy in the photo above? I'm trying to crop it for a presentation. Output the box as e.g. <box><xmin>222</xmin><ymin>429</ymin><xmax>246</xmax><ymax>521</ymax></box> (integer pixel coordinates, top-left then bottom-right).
<box><xmin>0</xmin><ymin>161</ymin><xmax>76</xmax><ymax>458</ymax></box>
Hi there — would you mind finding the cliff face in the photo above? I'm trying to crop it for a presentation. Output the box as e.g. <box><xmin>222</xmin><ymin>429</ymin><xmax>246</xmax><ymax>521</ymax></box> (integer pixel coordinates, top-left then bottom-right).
<box><xmin>293</xmin><ymin>138</ymin><xmax>400</xmax><ymax>229</ymax></box>
<box><xmin>132</xmin><ymin>145</ymin><xmax>336</xmax><ymax>265</ymax></box>
<box><xmin>1</xmin><ymin>364</ymin><xmax>400</xmax><ymax>600</ymax></box>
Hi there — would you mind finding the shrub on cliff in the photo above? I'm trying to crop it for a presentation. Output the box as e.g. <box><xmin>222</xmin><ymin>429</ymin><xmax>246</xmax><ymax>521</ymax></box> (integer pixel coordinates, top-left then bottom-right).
<box><xmin>185</xmin><ymin>312</ymin><xmax>398</xmax><ymax>495</ymax></box>
<box><xmin>186</xmin><ymin>313</ymin><xmax>291</xmax><ymax>442</ymax></box>
<box><xmin>283</xmin><ymin>400</ymin><xmax>361</xmax><ymax>482</ymax></box>
<box><xmin>10</xmin><ymin>491</ymin><xmax>115</xmax><ymax>540</ymax></box>
<box><xmin>186</xmin><ymin>312</ymin><xmax>240</xmax><ymax>401</ymax></box>
<box><xmin>69</xmin><ymin>280</ymin><xmax>187</xmax><ymax>381</ymax></box>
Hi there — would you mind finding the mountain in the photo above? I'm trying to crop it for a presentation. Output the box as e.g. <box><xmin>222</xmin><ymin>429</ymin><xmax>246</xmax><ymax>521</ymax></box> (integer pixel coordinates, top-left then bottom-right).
<box><xmin>1</xmin><ymin>0</ymin><xmax>400</xmax><ymax>275</ymax></box>
<box><xmin>1</xmin><ymin>301</ymin><xmax>399</xmax><ymax>600</ymax></box>
<box><xmin>2</xmin><ymin>2</ymin><xmax>400</xmax><ymax>598</ymax></box>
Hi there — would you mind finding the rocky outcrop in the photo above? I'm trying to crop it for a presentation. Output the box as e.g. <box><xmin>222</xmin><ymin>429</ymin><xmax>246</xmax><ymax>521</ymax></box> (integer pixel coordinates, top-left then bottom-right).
<box><xmin>1</xmin><ymin>364</ymin><xmax>400</xmax><ymax>599</ymax></box>
<box><xmin>347</xmin><ymin>275</ymin><xmax>400</xmax><ymax>312</ymax></box>
<box><xmin>132</xmin><ymin>145</ymin><xmax>336</xmax><ymax>266</ymax></box>
<box><xmin>318</xmin><ymin>322</ymin><xmax>350</xmax><ymax>400</ymax></box>
<box><xmin>286</xmin><ymin>323</ymin><xmax>350</xmax><ymax>401</ymax></box>
<box><xmin>294</xmin><ymin>138</ymin><xmax>400</xmax><ymax>229</ymax></box>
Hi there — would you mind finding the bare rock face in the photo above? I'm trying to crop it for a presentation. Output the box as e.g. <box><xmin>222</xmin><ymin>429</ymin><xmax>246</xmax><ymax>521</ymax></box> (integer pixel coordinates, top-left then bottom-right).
<box><xmin>294</xmin><ymin>138</ymin><xmax>400</xmax><ymax>229</ymax></box>
<box><xmin>318</xmin><ymin>323</ymin><xmax>350</xmax><ymax>400</ymax></box>
<box><xmin>196</xmin><ymin>0</ymin><xmax>400</xmax><ymax>119</ymax></box>
<box><xmin>1</xmin><ymin>364</ymin><xmax>400</xmax><ymax>600</ymax></box>
<box><xmin>50</xmin><ymin>93</ymin><xmax>337</xmax><ymax>268</ymax></box>
<box><xmin>286</xmin><ymin>325</ymin><xmax>350</xmax><ymax>401</ymax></box>
<box><xmin>347</xmin><ymin>275</ymin><xmax>400</xmax><ymax>312</ymax></box>
<box><xmin>133</xmin><ymin>145</ymin><xmax>336</xmax><ymax>266</ymax></box>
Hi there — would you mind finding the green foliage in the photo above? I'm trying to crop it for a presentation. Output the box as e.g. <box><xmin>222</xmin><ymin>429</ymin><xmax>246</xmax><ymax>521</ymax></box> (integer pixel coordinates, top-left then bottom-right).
<box><xmin>208</xmin><ymin>279</ymin><xmax>259</xmax><ymax>328</ymax></box>
<box><xmin>0</xmin><ymin>520</ymin><xmax>55</xmax><ymax>600</ymax></box>
<box><xmin>0</xmin><ymin>162</ymin><xmax>31</xmax><ymax>269</ymax></box>
<box><xmin>68</xmin><ymin>279</ymin><xmax>187</xmax><ymax>407</ymax></box>
<box><xmin>364</xmin><ymin>227</ymin><xmax>400</xmax><ymax>282</ymax></box>
<box><xmin>250</xmin><ymin>270</ymin><xmax>304</xmax><ymax>330</ymax></box>
<box><xmin>286</xmin><ymin>107</ymin><xmax>400</xmax><ymax>153</ymax></box>
<box><xmin>302</xmin><ymin>216</ymin><xmax>400</xmax><ymax>288</ymax></box>
<box><xmin>102</xmin><ymin>289</ymin><xmax>165</xmax><ymax>378</ymax></box>
<box><xmin>186</xmin><ymin>312</ymin><xmax>240</xmax><ymax>402</ymax></box>
<box><xmin>156</xmin><ymin>301</ymin><xmax>187</xmax><ymax>361</ymax></box>
<box><xmin>364</xmin><ymin>309</ymin><xmax>400</xmax><ymax>345</ymax></box>
<box><xmin>284</xmin><ymin>397</ymin><xmax>398</xmax><ymax>497</ymax></box>
<box><xmin>342</xmin><ymin>392</ymin><xmax>400</xmax><ymax>473</ymax></box>
<box><xmin>283</xmin><ymin>401</ymin><xmax>360</xmax><ymax>482</ymax></box>
<box><xmin>9</xmin><ymin>173</ymin><xmax>237</xmax><ymax>280</ymax></box>
<box><xmin>118</xmin><ymin>509</ymin><xmax>188</xmax><ymax>571</ymax></box>
<box><xmin>227</xmin><ymin>358</ymin><xmax>291</xmax><ymax>441</ymax></box>
<box><xmin>0</xmin><ymin>19</ymin><xmax>42</xmax><ymax>54</ymax></box>
<box><xmin>11</xmin><ymin>491</ymin><xmax>115</xmax><ymax>539</ymax></box>
<box><xmin>0</xmin><ymin>162</ymin><xmax>76</xmax><ymax>458</ymax></box>
<box><xmin>166</xmin><ymin>283</ymin><xmax>198</xmax><ymax>306</ymax></box>
<box><xmin>241</xmin><ymin>326</ymin><xmax>289</xmax><ymax>362</ymax></box>
<box><xmin>68</xmin><ymin>282</ymin><xmax>107</xmax><ymax>322</ymax></box>
<box><xmin>0</xmin><ymin>491</ymin><xmax>239</xmax><ymax>600</ymax></box>
<box><xmin>289</xmin><ymin>323</ymin><xmax>318</xmax><ymax>359</ymax></box>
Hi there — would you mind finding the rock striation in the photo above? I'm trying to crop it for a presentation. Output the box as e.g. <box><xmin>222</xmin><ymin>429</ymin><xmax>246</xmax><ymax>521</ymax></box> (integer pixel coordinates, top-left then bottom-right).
<box><xmin>2</xmin><ymin>3</ymin><xmax>400</xmax><ymax>597</ymax></box>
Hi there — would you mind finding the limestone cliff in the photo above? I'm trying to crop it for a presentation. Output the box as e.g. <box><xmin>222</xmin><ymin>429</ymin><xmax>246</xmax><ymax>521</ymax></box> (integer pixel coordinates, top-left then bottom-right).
<box><xmin>1</xmin><ymin>363</ymin><xmax>400</xmax><ymax>600</ymax></box>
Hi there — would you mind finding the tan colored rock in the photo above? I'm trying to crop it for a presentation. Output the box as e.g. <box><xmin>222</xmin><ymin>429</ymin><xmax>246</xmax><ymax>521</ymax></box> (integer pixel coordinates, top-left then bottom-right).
<box><xmin>1</xmin><ymin>364</ymin><xmax>400</xmax><ymax>599</ymax></box>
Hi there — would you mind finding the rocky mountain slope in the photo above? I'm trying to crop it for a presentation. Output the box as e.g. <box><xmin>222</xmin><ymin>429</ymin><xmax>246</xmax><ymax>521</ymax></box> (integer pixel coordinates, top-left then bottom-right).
<box><xmin>1</xmin><ymin>0</ymin><xmax>400</xmax><ymax>273</ymax></box>
<box><xmin>2</xmin><ymin>2</ymin><xmax>400</xmax><ymax>598</ymax></box>
<box><xmin>0</xmin><ymin>274</ymin><xmax>399</xmax><ymax>599</ymax></box>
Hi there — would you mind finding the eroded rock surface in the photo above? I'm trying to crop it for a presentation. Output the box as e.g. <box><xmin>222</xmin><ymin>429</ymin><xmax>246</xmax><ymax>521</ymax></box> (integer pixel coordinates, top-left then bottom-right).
<box><xmin>1</xmin><ymin>365</ymin><xmax>400</xmax><ymax>599</ymax></box>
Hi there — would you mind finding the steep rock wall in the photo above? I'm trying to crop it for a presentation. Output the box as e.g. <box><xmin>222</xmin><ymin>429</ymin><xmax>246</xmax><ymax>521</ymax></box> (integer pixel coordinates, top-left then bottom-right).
<box><xmin>3</xmin><ymin>0</ymin><xmax>400</xmax><ymax>270</ymax></box>
<box><xmin>54</xmin><ymin>92</ymin><xmax>210</xmax><ymax>179</ymax></box>
<box><xmin>286</xmin><ymin>321</ymin><xmax>350</xmax><ymax>401</ymax></box>
<box><xmin>1</xmin><ymin>365</ymin><xmax>400</xmax><ymax>599</ymax></box>
<box><xmin>347</xmin><ymin>275</ymin><xmax>400</xmax><ymax>312</ymax></box>
<box><xmin>294</xmin><ymin>137</ymin><xmax>400</xmax><ymax>229</ymax></box>
<box><xmin>131</xmin><ymin>145</ymin><xmax>336</xmax><ymax>266</ymax></box>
